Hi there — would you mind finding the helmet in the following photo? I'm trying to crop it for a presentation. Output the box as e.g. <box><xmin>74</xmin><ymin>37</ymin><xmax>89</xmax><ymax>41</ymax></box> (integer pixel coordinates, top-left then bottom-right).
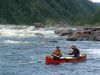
<box><xmin>71</xmin><ymin>45</ymin><xmax>77</xmax><ymax>49</ymax></box>
<box><xmin>56</xmin><ymin>46</ymin><xmax>60</xmax><ymax>49</ymax></box>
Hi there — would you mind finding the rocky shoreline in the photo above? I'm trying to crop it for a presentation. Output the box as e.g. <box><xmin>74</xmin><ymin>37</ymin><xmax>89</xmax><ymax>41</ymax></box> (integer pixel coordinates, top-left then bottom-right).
<box><xmin>54</xmin><ymin>28</ymin><xmax>100</xmax><ymax>41</ymax></box>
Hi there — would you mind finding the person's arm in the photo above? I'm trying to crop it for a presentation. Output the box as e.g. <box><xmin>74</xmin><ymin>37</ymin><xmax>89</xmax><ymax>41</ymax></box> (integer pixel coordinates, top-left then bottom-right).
<box><xmin>68</xmin><ymin>51</ymin><xmax>73</xmax><ymax>55</ymax></box>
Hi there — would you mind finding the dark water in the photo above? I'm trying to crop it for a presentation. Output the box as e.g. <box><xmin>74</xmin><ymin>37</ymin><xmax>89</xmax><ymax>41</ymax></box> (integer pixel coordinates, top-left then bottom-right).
<box><xmin>0</xmin><ymin>25</ymin><xmax>100</xmax><ymax>75</ymax></box>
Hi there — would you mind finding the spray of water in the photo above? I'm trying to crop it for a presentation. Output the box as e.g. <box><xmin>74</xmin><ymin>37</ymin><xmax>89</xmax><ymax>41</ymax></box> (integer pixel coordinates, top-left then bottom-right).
<box><xmin>0</xmin><ymin>24</ymin><xmax>58</xmax><ymax>38</ymax></box>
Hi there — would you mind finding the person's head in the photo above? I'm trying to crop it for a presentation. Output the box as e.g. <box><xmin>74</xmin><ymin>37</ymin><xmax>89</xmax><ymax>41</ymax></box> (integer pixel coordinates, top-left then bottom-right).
<box><xmin>71</xmin><ymin>45</ymin><xmax>77</xmax><ymax>49</ymax></box>
<box><xmin>56</xmin><ymin>46</ymin><xmax>60</xmax><ymax>49</ymax></box>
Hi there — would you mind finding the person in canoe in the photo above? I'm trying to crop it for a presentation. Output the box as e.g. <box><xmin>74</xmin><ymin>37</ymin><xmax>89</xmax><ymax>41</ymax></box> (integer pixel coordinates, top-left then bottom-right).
<box><xmin>69</xmin><ymin>45</ymin><xmax>80</xmax><ymax>57</ymax></box>
<box><xmin>52</xmin><ymin>46</ymin><xmax>62</xmax><ymax>60</ymax></box>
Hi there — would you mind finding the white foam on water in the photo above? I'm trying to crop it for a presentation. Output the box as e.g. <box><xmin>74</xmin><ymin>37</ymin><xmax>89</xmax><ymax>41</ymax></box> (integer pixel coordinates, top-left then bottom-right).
<box><xmin>83</xmin><ymin>49</ymin><xmax>100</xmax><ymax>59</ymax></box>
<box><xmin>85</xmin><ymin>49</ymin><xmax>100</xmax><ymax>54</ymax></box>
<box><xmin>33</xmin><ymin>29</ymin><xmax>58</xmax><ymax>38</ymax></box>
<box><xmin>3</xmin><ymin>40</ymin><xmax>28</xmax><ymax>44</ymax></box>
<box><xmin>0</xmin><ymin>24</ymin><xmax>58</xmax><ymax>38</ymax></box>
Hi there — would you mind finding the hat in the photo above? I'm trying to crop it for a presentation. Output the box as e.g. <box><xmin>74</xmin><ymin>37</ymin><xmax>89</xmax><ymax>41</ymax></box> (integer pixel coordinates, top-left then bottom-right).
<box><xmin>71</xmin><ymin>45</ymin><xmax>77</xmax><ymax>49</ymax></box>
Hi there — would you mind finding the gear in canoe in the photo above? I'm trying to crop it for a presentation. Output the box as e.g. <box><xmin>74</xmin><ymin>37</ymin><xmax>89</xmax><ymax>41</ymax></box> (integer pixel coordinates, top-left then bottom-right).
<box><xmin>45</xmin><ymin>45</ymin><xmax>87</xmax><ymax>65</ymax></box>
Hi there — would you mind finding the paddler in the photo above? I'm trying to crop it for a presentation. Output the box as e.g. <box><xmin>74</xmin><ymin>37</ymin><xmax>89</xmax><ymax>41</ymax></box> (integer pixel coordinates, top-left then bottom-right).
<box><xmin>69</xmin><ymin>45</ymin><xmax>80</xmax><ymax>57</ymax></box>
<box><xmin>52</xmin><ymin>46</ymin><xmax>62</xmax><ymax>60</ymax></box>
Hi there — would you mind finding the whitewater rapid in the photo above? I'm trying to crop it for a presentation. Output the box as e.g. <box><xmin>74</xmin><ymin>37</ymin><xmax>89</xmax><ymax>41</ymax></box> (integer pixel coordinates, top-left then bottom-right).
<box><xmin>0</xmin><ymin>24</ymin><xmax>59</xmax><ymax>44</ymax></box>
<box><xmin>0</xmin><ymin>24</ymin><xmax>58</xmax><ymax>38</ymax></box>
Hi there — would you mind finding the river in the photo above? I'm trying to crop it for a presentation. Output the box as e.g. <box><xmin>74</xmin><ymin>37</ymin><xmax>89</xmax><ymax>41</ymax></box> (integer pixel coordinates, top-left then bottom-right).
<box><xmin>0</xmin><ymin>25</ymin><xmax>100</xmax><ymax>75</ymax></box>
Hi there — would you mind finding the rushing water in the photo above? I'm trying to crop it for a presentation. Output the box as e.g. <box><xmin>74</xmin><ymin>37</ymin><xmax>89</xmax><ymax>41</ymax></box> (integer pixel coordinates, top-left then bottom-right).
<box><xmin>0</xmin><ymin>25</ymin><xmax>100</xmax><ymax>75</ymax></box>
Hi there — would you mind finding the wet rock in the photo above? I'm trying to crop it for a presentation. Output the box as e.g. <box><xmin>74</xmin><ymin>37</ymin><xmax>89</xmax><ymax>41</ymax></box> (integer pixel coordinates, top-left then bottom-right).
<box><xmin>54</xmin><ymin>28</ymin><xmax>75</xmax><ymax>36</ymax></box>
<box><xmin>61</xmin><ymin>29</ymin><xmax>75</xmax><ymax>36</ymax></box>
<box><xmin>91</xmin><ymin>30</ymin><xmax>100</xmax><ymax>41</ymax></box>
<box><xmin>67</xmin><ymin>31</ymin><xmax>90</xmax><ymax>41</ymax></box>
<box><xmin>84</xmin><ymin>28</ymin><xmax>100</xmax><ymax>31</ymax></box>
<box><xmin>54</xmin><ymin>28</ymin><xmax>67</xmax><ymax>34</ymax></box>
<box><xmin>34</xmin><ymin>33</ymin><xmax>44</xmax><ymax>36</ymax></box>
<box><xmin>67</xmin><ymin>28</ymin><xmax>100</xmax><ymax>41</ymax></box>
<box><xmin>94</xmin><ymin>36</ymin><xmax>100</xmax><ymax>41</ymax></box>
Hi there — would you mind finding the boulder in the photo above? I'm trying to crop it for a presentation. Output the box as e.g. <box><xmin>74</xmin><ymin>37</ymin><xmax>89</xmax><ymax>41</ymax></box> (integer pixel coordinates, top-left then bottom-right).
<box><xmin>67</xmin><ymin>28</ymin><xmax>100</xmax><ymax>41</ymax></box>
<box><xmin>34</xmin><ymin>33</ymin><xmax>44</xmax><ymax>36</ymax></box>
<box><xmin>84</xmin><ymin>28</ymin><xmax>100</xmax><ymax>31</ymax></box>
<box><xmin>67</xmin><ymin>30</ymin><xmax>91</xmax><ymax>41</ymax></box>
<box><xmin>54</xmin><ymin>28</ymin><xmax>75</xmax><ymax>36</ymax></box>
<box><xmin>91</xmin><ymin>30</ymin><xmax>100</xmax><ymax>41</ymax></box>
<box><xmin>94</xmin><ymin>36</ymin><xmax>100</xmax><ymax>41</ymax></box>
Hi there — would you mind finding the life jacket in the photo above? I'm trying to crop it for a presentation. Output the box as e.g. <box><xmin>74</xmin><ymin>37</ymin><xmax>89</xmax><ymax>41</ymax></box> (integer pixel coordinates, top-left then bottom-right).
<box><xmin>53</xmin><ymin>49</ymin><xmax>61</xmax><ymax>56</ymax></box>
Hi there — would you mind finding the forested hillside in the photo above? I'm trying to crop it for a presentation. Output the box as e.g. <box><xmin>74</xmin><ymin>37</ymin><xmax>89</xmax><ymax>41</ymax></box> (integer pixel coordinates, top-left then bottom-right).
<box><xmin>95</xmin><ymin>2</ymin><xmax>100</xmax><ymax>6</ymax></box>
<box><xmin>0</xmin><ymin>0</ymin><xmax>96</xmax><ymax>25</ymax></box>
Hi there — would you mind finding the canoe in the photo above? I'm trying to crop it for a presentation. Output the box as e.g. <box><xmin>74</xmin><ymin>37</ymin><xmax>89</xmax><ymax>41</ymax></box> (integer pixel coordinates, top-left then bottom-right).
<box><xmin>45</xmin><ymin>53</ymin><xmax>87</xmax><ymax>64</ymax></box>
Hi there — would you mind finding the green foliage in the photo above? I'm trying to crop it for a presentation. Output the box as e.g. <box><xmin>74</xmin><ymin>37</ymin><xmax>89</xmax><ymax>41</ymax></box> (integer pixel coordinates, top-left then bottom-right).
<box><xmin>0</xmin><ymin>0</ymin><xmax>97</xmax><ymax>25</ymax></box>
<box><xmin>76</xmin><ymin>8</ymin><xmax>100</xmax><ymax>25</ymax></box>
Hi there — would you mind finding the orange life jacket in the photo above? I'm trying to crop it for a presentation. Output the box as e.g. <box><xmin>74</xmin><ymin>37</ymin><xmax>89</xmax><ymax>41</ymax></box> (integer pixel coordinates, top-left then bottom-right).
<box><xmin>53</xmin><ymin>49</ymin><xmax>61</xmax><ymax>56</ymax></box>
